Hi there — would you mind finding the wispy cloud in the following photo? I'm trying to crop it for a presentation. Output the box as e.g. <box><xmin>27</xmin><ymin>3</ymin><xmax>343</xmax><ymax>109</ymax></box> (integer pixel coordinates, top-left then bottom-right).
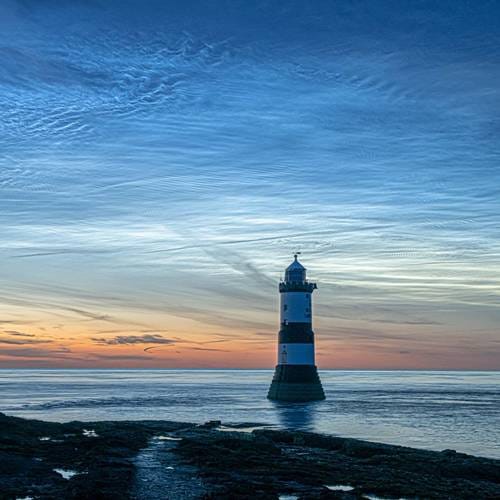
<box><xmin>0</xmin><ymin>347</ymin><xmax>74</xmax><ymax>359</ymax></box>
<box><xmin>3</xmin><ymin>330</ymin><xmax>36</xmax><ymax>337</ymax></box>
<box><xmin>188</xmin><ymin>346</ymin><xmax>228</xmax><ymax>352</ymax></box>
<box><xmin>91</xmin><ymin>334</ymin><xmax>176</xmax><ymax>345</ymax></box>
<box><xmin>0</xmin><ymin>337</ymin><xmax>52</xmax><ymax>345</ymax></box>
<box><xmin>89</xmin><ymin>353</ymin><xmax>156</xmax><ymax>361</ymax></box>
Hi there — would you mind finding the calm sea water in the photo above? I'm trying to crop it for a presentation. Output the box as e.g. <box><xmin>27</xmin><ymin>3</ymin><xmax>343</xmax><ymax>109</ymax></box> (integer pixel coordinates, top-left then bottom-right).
<box><xmin>0</xmin><ymin>370</ymin><xmax>498</xmax><ymax>459</ymax></box>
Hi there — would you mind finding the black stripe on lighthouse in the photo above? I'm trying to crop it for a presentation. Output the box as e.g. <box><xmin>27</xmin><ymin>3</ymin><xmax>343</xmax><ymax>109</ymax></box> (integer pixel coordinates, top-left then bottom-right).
<box><xmin>279</xmin><ymin>323</ymin><xmax>314</xmax><ymax>344</ymax></box>
<box><xmin>270</xmin><ymin>364</ymin><xmax>322</xmax><ymax>384</ymax></box>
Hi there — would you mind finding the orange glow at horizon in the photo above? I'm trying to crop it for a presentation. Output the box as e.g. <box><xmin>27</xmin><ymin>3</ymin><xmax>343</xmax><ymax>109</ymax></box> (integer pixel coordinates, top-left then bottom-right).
<box><xmin>1</xmin><ymin>266</ymin><xmax>499</xmax><ymax>371</ymax></box>
<box><xmin>1</xmin><ymin>309</ymin><xmax>498</xmax><ymax>370</ymax></box>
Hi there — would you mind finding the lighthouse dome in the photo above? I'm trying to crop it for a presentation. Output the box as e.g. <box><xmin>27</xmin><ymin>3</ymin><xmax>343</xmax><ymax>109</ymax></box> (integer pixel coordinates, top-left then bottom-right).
<box><xmin>285</xmin><ymin>254</ymin><xmax>306</xmax><ymax>283</ymax></box>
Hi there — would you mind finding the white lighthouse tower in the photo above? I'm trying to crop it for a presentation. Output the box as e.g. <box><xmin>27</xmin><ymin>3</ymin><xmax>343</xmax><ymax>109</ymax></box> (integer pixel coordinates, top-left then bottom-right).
<box><xmin>267</xmin><ymin>254</ymin><xmax>325</xmax><ymax>401</ymax></box>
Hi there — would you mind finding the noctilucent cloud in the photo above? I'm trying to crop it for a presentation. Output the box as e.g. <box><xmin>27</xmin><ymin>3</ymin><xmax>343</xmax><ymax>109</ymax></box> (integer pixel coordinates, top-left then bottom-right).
<box><xmin>0</xmin><ymin>1</ymin><xmax>499</xmax><ymax>369</ymax></box>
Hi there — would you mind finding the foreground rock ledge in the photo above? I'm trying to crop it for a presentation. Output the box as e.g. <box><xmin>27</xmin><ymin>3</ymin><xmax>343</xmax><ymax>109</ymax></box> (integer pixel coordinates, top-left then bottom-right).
<box><xmin>1</xmin><ymin>413</ymin><xmax>499</xmax><ymax>499</ymax></box>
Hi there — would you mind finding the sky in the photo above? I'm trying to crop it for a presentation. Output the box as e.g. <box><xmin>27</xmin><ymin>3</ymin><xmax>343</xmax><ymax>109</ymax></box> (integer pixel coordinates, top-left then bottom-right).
<box><xmin>0</xmin><ymin>0</ymin><xmax>499</xmax><ymax>369</ymax></box>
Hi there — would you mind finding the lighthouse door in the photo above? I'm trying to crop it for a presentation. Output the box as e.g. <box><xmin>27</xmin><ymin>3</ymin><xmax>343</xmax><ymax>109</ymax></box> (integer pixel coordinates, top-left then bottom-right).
<box><xmin>280</xmin><ymin>345</ymin><xmax>288</xmax><ymax>364</ymax></box>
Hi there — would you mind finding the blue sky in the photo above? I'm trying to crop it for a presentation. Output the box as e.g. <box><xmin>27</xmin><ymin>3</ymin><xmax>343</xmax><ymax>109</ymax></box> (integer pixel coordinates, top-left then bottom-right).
<box><xmin>0</xmin><ymin>0</ymin><xmax>499</xmax><ymax>368</ymax></box>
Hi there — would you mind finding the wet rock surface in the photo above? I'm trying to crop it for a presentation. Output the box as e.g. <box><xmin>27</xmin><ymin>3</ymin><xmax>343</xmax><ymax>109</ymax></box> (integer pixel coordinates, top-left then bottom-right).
<box><xmin>131</xmin><ymin>435</ymin><xmax>206</xmax><ymax>499</ymax></box>
<box><xmin>1</xmin><ymin>412</ymin><xmax>499</xmax><ymax>499</ymax></box>
<box><xmin>0</xmin><ymin>412</ymin><xmax>189</xmax><ymax>499</ymax></box>
<box><xmin>176</xmin><ymin>427</ymin><xmax>500</xmax><ymax>499</ymax></box>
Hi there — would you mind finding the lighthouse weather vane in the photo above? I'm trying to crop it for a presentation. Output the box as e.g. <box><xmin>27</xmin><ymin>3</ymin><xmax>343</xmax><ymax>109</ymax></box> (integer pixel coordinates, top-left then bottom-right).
<box><xmin>267</xmin><ymin>254</ymin><xmax>325</xmax><ymax>401</ymax></box>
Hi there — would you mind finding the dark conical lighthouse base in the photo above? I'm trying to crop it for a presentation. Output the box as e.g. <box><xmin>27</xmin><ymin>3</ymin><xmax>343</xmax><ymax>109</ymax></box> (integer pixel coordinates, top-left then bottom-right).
<box><xmin>267</xmin><ymin>364</ymin><xmax>325</xmax><ymax>402</ymax></box>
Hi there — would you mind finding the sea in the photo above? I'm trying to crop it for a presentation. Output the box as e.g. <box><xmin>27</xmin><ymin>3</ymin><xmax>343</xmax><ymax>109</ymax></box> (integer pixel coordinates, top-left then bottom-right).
<box><xmin>1</xmin><ymin>370</ymin><xmax>499</xmax><ymax>459</ymax></box>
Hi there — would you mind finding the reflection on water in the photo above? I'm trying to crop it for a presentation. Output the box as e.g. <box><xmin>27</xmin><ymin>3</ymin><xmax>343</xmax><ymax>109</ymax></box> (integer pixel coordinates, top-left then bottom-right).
<box><xmin>0</xmin><ymin>369</ymin><xmax>499</xmax><ymax>458</ymax></box>
<box><xmin>272</xmin><ymin>401</ymin><xmax>319</xmax><ymax>431</ymax></box>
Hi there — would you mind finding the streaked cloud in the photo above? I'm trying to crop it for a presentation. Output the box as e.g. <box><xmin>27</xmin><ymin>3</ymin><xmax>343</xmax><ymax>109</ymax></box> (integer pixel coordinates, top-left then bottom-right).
<box><xmin>3</xmin><ymin>330</ymin><xmax>36</xmax><ymax>337</ymax></box>
<box><xmin>91</xmin><ymin>334</ymin><xmax>175</xmax><ymax>345</ymax></box>
<box><xmin>0</xmin><ymin>337</ymin><xmax>53</xmax><ymax>345</ymax></box>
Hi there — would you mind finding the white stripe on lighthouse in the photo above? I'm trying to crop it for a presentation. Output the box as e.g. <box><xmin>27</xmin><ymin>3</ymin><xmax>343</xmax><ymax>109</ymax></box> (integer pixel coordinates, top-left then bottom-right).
<box><xmin>278</xmin><ymin>343</ymin><xmax>315</xmax><ymax>365</ymax></box>
<box><xmin>280</xmin><ymin>292</ymin><xmax>312</xmax><ymax>324</ymax></box>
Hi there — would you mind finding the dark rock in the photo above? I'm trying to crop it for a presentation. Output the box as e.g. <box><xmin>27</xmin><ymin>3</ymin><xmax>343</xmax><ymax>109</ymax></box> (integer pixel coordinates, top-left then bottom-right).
<box><xmin>174</xmin><ymin>428</ymin><xmax>500</xmax><ymax>499</ymax></box>
<box><xmin>200</xmin><ymin>420</ymin><xmax>222</xmax><ymax>429</ymax></box>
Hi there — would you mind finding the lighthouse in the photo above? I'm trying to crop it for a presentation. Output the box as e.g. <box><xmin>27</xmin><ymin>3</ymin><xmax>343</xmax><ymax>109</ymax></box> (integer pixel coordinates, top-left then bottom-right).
<box><xmin>267</xmin><ymin>254</ymin><xmax>325</xmax><ymax>402</ymax></box>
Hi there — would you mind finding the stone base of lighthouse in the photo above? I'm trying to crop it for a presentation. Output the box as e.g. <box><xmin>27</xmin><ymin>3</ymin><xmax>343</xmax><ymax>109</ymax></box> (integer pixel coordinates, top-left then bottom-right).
<box><xmin>267</xmin><ymin>364</ymin><xmax>325</xmax><ymax>402</ymax></box>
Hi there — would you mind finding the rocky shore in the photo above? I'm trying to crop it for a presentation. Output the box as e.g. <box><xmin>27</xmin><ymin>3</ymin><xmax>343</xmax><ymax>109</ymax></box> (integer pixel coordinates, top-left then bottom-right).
<box><xmin>1</xmin><ymin>412</ymin><xmax>499</xmax><ymax>499</ymax></box>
